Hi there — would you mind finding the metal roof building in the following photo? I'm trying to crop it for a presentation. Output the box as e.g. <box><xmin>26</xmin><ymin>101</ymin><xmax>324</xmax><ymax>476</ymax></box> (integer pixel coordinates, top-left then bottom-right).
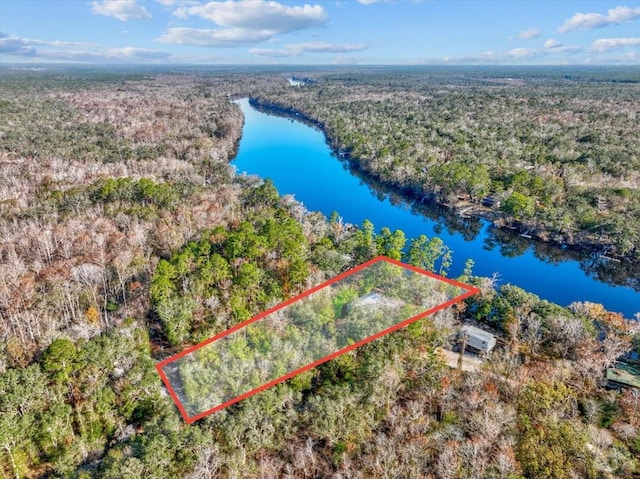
<box><xmin>606</xmin><ymin>362</ymin><xmax>640</xmax><ymax>389</ymax></box>
<box><xmin>460</xmin><ymin>325</ymin><xmax>497</xmax><ymax>354</ymax></box>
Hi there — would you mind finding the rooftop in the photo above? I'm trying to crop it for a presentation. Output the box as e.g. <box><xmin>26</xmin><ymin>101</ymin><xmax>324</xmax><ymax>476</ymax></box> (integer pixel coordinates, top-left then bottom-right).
<box><xmin>460</xmin><ymin>324</ymin><xmax>495</xmax><ymax>342</ymax></box>
<box><xmin>606</xmin><ymin>362</ymin><xmax>640</xmax><ymax>389</ymax></box>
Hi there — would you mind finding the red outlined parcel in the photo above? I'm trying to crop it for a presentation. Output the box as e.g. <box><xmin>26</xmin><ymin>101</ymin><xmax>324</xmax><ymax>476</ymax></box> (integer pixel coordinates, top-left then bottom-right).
<box><xmin>156</xmin><ymin>256</ymin><xmax>479</xmax><ymax>423</ymax></box>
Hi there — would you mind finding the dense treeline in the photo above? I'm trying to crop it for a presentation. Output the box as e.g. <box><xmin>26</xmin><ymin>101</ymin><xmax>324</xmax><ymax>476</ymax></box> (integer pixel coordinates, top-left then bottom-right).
<box><xmin>252</xmin><ymin>68</ymin><xmax>640</xmax><ymax>262</ymax></box>
<box><xmin>151</xmin><ymin>181</ymin><xmax>310</xmax><ymax>347</ymax></box>
<box><xmin>1</xmin><ymin>70</ymin><xmax>639</xmax><ymax>478</ymax></box>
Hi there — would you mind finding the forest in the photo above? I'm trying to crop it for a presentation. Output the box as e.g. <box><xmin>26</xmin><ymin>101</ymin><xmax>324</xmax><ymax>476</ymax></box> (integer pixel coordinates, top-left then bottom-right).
<box><xmin>1</xmin><ymin>67</ymin><xmax>639</xmax><ymax>478</ymax></box>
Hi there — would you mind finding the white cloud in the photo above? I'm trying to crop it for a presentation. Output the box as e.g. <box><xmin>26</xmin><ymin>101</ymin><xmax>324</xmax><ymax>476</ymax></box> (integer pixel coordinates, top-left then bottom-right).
<box><xmin>91</xmin><ymin>0</ymin><xmax>152</xmax><ymax>21</ymax></box>
<box><xmin>0</xmin><ymin>32</ymin><xmax>96</xmax><ymax>56</ymax></box>
<box><xmin>105</xmin><ymin>47</ymin><xmax>171</xmax><ymax>58</ymax></box>
<box><xmin>591</xmin><ymin>37</ymin><xmax>640</xmax><ymax>52</ymax></box>
<box><xmin>48</xmin><ymin>48</ymin><xmax>169</xmax><ymax>61</ymax></box>
<box><xmin>586</xmin><ymin>50</ymin><xmax>640</xmax><ymax>64</ymax></box>
<box><xmin>287</xmin><ymin>41</ymin><xmax>367</xmax><ymax>53</ymax></box>
<box><xmin>179</xmin><ymin>0</ymin><xmax>327</xmax><ymax>33</ymax></box>
<box><xmin>249</xmin><ymin>47</ymin><xmax>300</xmax><ymax>57</ymax></box>
<box><xmin>559</xmin><ymin>5</ymin><xmax>640</xmax><ymax>33</ymax></box>
<box><xmin>442</xmin><ymin>51</ymin><xmax>498</xmax><ymax>64</ymax></box>
<box><xmin>172</xmin><ymin>7</ymin><xmax>190</xmax><ymax>18</ymax></box>
<box><xmin>607</xmin><ymin>5</ymin><xmax>640</xmax><ymax>22</ymax></box>
<box><xmin>0</xmin><ymin>32</ymin><xmax>169</xmax><ymax>62</ymax></box>
<box><xmin>508</xmin><ymin>48</ymin><xmax>539</xmax><ymax>59</ymax></box>
<box><xmin>250</xmin><ymin>41</ymin><xmax>367</xmax><ymax>57</ymax></box>
<box><xmin>163</xmin><ymin>1</ymin><xmax>328</xmax><ymax>47</ymax></box>
<box><xmin>0</xmin><ymin>34</ymin><xmax>37</xmax><ymax>56</ymax></box>
<box><xmin>157</xmin><ymin>27</ymin><xmax>272</xmax><ymax>47</ymax></box>
<box><xmin>544</xmin><ymin>38</ymin><xmax>562</xmax><ymax>49</ymax></box>
<box><xmin>357</xmin><ymin>0</ymin><xmax>381</xmax><ymax>4</ymax></box>
<box><xmin>517</xmin><ymin>28</ymin><xmax>542</xmax><ymax>39</ymax></box>
<box><xmin>36</xmin><ymin>47</ymin><xmax>170</xmax><ymax>62</ymax></box>
<box><xmin>441</xmin><ymin>43</ymin><xmax>582</xmax><ymax>64</ymax></box>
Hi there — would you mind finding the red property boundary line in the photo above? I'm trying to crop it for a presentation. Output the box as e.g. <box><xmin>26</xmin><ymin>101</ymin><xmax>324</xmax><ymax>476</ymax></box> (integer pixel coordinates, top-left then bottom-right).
<box><xmin>156</xmin><ymin>255</ymin><xmax>480</xmax><ymax>423</ymax></box>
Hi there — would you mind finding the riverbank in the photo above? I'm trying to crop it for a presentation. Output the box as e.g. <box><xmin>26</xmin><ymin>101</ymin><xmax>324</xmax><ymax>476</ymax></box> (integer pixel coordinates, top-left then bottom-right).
<box><xmin>248</xmin><ymin>97</ymin><xmax>636</xmax><ymax>267</ymax></box>
<box><xmin>233</xmin><ymin>96</ymin><xmax>640</xmax><ymax>317</ymax></box>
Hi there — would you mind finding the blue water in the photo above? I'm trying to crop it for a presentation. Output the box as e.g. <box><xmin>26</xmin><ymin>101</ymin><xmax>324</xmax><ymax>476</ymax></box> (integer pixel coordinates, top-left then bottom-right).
<box><xmin>232</xmin><ymin>99</ymin><xmax>640</xmax><ymax>318</ymax></box>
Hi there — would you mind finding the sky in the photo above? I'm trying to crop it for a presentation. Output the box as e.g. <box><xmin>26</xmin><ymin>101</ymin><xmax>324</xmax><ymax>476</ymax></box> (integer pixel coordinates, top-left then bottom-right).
<box><xmin>1</xmin><ymin>0</ymin><xmax>640</xmax><ymax>65</ymax></box>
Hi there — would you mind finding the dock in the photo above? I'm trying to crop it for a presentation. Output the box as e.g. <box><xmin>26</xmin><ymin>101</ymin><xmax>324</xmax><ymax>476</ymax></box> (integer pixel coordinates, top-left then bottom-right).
<box><xmin>457</xmin><ymin>206</ymin><xmax>474</xmax><ymax>218</ymax></box>
<box><xmin>598</xmin><ymin>254</ymin><xmax>621</xmax><ymax>262</ymax></box>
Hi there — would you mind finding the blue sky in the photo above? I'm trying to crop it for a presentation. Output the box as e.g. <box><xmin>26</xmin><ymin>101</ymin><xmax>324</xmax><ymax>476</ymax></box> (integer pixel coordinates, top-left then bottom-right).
<box><xmin>1</xmin><ymin>1</ymin><xmax>639</xmax><ymax>65</ymax></box>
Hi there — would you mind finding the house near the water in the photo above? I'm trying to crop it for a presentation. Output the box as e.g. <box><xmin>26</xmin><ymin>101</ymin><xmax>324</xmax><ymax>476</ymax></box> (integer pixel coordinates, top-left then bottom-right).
<box><xmin>606</xmin><ymin>362</ymin><xmax>640</xmax><ymax>389</ymax></box>
<box><xmin>459</xmin><ymin>325</ymin><xmax>497</xmax><ymax>354</ymax></box>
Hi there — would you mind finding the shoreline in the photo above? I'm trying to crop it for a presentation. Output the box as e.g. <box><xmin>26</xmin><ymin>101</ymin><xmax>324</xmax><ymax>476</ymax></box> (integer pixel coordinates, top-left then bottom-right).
<box><xmin>247</xmin><ymin>97</ymin><xmax>636</xmax><ymax>268</ymax></box>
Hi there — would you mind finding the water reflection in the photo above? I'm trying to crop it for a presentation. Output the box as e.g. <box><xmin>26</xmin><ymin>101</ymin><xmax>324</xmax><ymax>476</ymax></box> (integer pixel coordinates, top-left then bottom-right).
<box><xmin>236</xmin><ymin>99</ymin><xmax>639</xmax><ymax>317</ymax></box>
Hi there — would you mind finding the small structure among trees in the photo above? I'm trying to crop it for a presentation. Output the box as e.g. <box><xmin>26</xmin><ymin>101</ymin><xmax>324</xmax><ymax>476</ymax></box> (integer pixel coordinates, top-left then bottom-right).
<box><xmin>346</xmin><ymin>292</ymin><xmax>403</xmax><ymax>313</ymax></box>
<box><xmin>460</xmin><ymin>325</ymin><xmax>497</xmax><ymax>354</ymax></box>
<box><xmin>606</xmin><ymin>362</ymin><xmax>640</xmax><ymax>389</ymax></box>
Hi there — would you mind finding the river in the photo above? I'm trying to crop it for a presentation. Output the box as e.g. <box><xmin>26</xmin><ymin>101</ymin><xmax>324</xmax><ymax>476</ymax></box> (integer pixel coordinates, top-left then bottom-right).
<box><xmin>232</xmin><ymin>98</ymin><xmax>639</xmax><ymax>319</ymax></box>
